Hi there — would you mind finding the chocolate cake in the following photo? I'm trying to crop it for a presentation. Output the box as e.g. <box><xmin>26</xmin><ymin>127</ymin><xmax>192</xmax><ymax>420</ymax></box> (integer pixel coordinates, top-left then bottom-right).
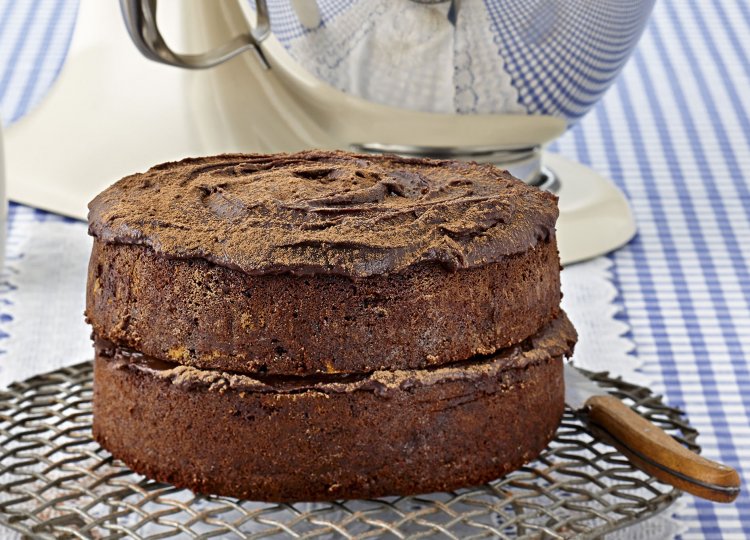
<box><xmin>87</xmin><ymin>150</ymin><xmax>576</xmax><ymax>501</ymax></box>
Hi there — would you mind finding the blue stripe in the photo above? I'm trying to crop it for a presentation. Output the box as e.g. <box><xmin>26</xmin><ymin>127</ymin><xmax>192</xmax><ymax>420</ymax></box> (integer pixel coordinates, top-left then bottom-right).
<box><xmin>682</xmin><ymin>0</ymin><xmax>750</xmax><ymax>223</ymax></box>
<box><xmin>650</xmin><ymin>6</ymin><xmax>750</xmax><ymax>448</ymax></box>
<box><xmin>11</xmin><ymin>0</ymin><xmax>67</xmax><ymax>121</ymax></box>
<box><xmin>712</xmin><ymin>1</ymin><xmax>750</xmax><ymax>80</ymax></box>
<box><xmin>0</xmin><ymin>0</ymin><xmax>43</xmax><ymax>105</ymax></box>
<box><xmin>612</xmin><ymin>65</ymin><xmax>722</xmax><ymax>537</ymax></box>
<box><xmin>639</xmin><ymin>18</ymin><xmax>750</xmax><ymax>529</ymax></box>
<box><xmin>0</xmin><ymin>0</ymin><xmax>18</xmax><ymax>60</ymax></box>
<box><xmin>732</xmin><ymin>0</ymin><xmax>750</xmax><ymax>39</ymax></box>
<box><xmin>571</xmin><ymin>119</ymin><xmax>592</xmax><ymax>166</ymax></box>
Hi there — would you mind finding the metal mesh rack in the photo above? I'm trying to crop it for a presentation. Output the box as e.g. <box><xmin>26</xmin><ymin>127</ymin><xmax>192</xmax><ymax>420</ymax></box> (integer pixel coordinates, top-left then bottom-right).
<box><xmin>0</xmin><ymin>362</ymin><xmax>697</xmax><ymax>539</ymax></box>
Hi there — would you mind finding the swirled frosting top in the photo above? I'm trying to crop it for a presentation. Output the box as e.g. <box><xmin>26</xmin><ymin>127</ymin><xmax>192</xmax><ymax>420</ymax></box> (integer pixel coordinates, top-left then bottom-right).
<box><xmin>88</xmin><ymin>151</ymin><xmax>559</xmax><ymax>277</ymax></box>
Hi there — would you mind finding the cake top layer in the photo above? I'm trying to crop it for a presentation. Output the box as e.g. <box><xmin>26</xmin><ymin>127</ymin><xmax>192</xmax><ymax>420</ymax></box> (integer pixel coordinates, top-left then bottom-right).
<box><xmin>88</xmin><ymin>151</ymin><xmax>558</xmax><ymax>277</ymax></box>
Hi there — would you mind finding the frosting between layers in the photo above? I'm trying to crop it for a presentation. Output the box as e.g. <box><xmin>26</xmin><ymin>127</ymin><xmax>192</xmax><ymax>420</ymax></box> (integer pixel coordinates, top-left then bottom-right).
<box><xmin>97</xmin><ymin>312</ymin><xmax>577</xmax><ymax>396</ymax></box>
<box><xmin>87</xmin><ymin>151</ymin><xmax>559</xmax><ymax>277</ymax></box>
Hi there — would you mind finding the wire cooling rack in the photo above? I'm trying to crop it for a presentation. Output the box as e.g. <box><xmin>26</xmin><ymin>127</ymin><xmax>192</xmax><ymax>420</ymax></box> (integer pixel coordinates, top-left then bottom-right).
<box><xmin>0</xmin><ymin>362</ymin><xmax>697</xmax><ymax>539</ymax></box>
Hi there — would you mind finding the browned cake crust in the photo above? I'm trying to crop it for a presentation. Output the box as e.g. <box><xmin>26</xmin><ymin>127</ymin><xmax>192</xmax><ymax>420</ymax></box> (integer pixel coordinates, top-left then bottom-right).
<box><xmin>93</xmin><ymin>313</ymin><xmax>575</xmax><ymax>502</ymax></box>
<box><xmin>86</xmin><ymin>238</ymin><xmax>561</xmax><ymax>375</ymax></box>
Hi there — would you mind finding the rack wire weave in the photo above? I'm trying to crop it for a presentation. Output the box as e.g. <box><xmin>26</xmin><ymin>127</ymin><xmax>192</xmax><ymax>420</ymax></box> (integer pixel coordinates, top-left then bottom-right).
<box><xmin>0</xmin><ymin>362</ymin><xmax>697</xmax><ymax>539</ymax></box>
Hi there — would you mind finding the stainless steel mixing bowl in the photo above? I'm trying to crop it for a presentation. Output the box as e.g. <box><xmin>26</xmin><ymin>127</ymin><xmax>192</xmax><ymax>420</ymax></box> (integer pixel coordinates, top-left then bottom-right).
<box><xmin>122</xmin><ymin>0</ymin><xmax>655</xmax><ymax>126</ymax></box>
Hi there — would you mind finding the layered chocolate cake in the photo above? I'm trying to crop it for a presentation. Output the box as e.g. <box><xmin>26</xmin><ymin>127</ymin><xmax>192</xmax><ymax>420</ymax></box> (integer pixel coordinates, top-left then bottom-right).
<box><xmin>87</xmin><ymin>150</ymin><xmax>576</xmax><ymax>501</ymax></box>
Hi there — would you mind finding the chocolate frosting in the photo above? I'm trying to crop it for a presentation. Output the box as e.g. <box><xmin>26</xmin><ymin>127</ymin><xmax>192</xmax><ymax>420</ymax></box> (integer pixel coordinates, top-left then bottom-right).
<box><xmin>88</xmin><ymin>151</ymin><xmax>558</xmax><ymax>277</ymax></box>
<box><xmin>97</xmin><ymin>312</ymin><xmax>576</xmax><ymax>397</ymax></box>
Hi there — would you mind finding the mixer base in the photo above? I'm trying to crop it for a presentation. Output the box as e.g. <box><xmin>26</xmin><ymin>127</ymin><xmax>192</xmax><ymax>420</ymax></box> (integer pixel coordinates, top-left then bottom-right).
<box><xmin>547</xmin><ymin>152</ymin><xmax>636</xmax><ymax>264</ymax></box>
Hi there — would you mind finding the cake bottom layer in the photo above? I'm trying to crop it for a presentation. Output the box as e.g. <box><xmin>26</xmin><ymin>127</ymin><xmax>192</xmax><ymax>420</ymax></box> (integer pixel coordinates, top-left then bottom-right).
<box><xmin>93</xmin><ymin>314</ymin><xmax>575</xmax><ymax>502</ymax></box>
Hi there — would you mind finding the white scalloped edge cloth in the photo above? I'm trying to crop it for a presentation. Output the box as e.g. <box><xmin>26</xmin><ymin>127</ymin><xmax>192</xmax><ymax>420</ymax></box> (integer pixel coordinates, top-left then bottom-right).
<box><xmin>562</xmin><ymin>256</ymin><xmax>646</xmax><ymax>385</ymax></box>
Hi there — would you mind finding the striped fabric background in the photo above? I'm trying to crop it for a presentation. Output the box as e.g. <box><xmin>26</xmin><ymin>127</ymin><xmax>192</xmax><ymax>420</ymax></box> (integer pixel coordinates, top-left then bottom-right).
<box><xmin>0</xmin><ymin>0</ymin><xmax>76</xmax><ymax>125</ymax></box>
<box><xmin>549</xmin><ymin>1</ymin><xmax>750</xmax><ymax>535</ymax></box>
<box><xmin>1</xmin><ymin>0</ymin><xmax>749</xmax><ymax>538</ymax></box>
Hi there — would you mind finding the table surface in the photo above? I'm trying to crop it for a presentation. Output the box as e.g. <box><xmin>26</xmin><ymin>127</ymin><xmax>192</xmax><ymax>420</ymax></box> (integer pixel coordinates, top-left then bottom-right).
<box><xmin>1</xmin><ymin>0</ymin><xmax>749</xmax><ymax>538</ymax></box>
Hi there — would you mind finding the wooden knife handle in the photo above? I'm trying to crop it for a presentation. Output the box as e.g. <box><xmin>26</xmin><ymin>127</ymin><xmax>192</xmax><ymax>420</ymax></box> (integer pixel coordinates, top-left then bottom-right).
<box><xmin>587</xmin><ymin>394</ymin><xmax>740</xmax><ymax>503</ymax></box>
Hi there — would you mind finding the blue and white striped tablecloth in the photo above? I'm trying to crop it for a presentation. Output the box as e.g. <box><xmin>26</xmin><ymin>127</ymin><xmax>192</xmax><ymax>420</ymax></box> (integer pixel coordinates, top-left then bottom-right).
<box><xmin>548</xmin><ymin>1</ymin><xmax>750</xmax><ymax>535</ymax></box>
<box><xmin>1</xmin><ymin>0</ymin><xmax>749</xmax><ymax>538</ymax></box>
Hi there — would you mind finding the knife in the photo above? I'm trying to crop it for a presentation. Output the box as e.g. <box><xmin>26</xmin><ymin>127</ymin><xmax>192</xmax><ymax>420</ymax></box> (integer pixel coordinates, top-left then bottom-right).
<box><xmin>564</xmin><ymin>364</ymin><xmax>740</xmax><ymax>503</ymax></box>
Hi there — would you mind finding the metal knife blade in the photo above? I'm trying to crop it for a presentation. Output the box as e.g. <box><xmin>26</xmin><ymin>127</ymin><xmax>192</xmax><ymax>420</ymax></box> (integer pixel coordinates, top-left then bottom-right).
<box><xmin>563</xmin><ymin>361</ymin><xmax>603</xmax><ymax>411</ymax></box>
<box><xmin>563</xmin><ymin>362</ymin><xmax>740</xmax><ymax>503</ymax></box>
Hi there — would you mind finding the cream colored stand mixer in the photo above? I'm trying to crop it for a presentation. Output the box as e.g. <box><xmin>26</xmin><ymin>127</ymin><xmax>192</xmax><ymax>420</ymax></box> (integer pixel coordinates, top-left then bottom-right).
<box><xmin>7</xmin><ymin>0</ymin><xmax>654</xmax><ymax>264</ymax></box>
